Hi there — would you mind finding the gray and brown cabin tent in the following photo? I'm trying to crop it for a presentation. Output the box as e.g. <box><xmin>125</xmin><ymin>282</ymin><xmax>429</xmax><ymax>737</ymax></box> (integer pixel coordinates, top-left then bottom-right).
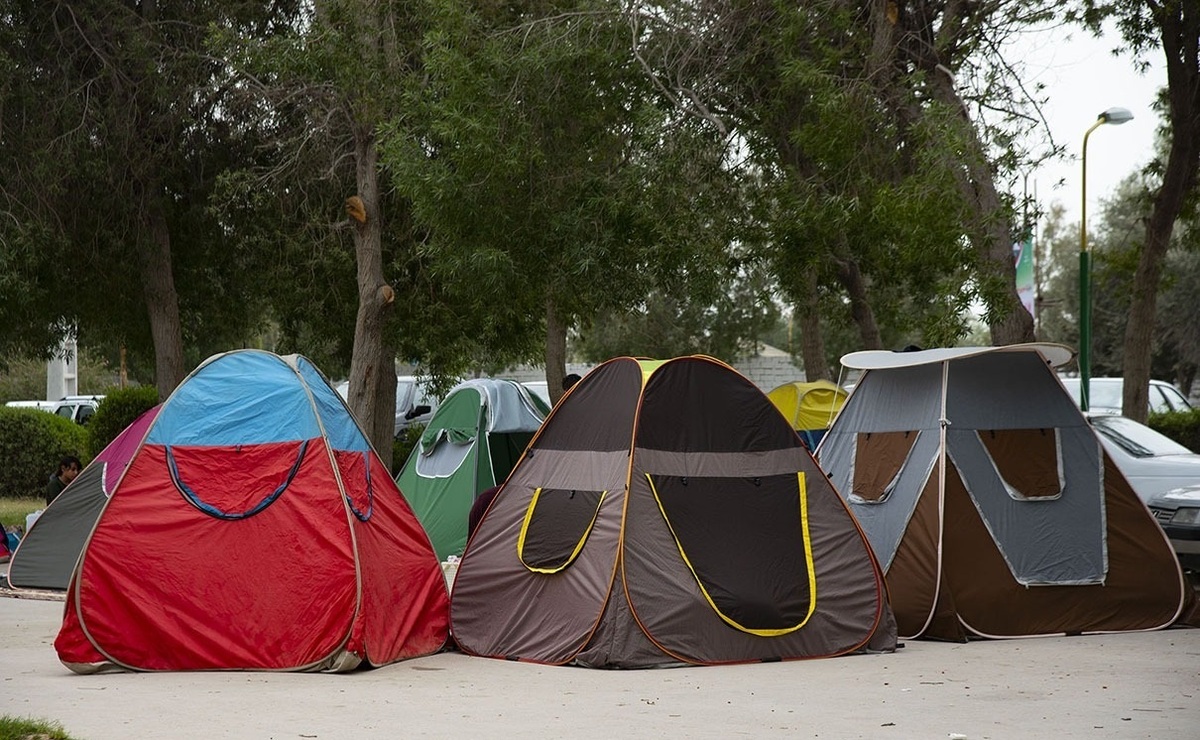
<box><xmin>450</xmin><ymin>355</ymin><xmax>896</xmax><ymax>668</ymax></box>
<box><xmin>816</xmin><ymin>343</ymin><xmax>1193</xmax><ymax>641</ymax></box>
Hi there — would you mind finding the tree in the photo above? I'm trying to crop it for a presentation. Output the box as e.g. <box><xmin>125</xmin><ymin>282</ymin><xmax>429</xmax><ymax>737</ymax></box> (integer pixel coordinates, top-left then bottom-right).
<box><xmin>1074</xmin><ymin>0</ymin><xmax>1200</xmax><ymax>422</ymax></box>
<box><xmin>382</xmin><ymin>0</ymin><xmax>741</xmax><ymax>404</ymax></box>
<box><xmin>1036</xmin><ymin>175</ymin><xmax>1199</xmax><ymax>390</ymax></box>
<box><xmin>0</xmin><ymin>1</ymin><xmax>294</xmax><ymax>397</ymax></box>
<box><xmin>631</xmin><ymin>0</ymin><xmax>1051</xmax><ymax>379</ymax></box>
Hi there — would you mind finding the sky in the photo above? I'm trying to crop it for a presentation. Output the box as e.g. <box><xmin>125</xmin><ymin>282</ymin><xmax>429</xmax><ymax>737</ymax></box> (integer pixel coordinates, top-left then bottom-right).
<box><xmin>1007</xmin><ymin>22</ymin><xmax>1168</xmax><ymax>231</ymax></box>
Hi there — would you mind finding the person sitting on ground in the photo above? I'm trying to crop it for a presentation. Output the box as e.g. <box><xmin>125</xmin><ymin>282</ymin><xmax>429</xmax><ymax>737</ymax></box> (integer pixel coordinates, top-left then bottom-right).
<box><xmin>46</xmin><ymin>455</ymin><xmax>82</xmax><ymax>506</ymax></box>
<box><xmin>468</xmin><ymin>485</ymin><xmax>502</xmax><ymax>541</ymax></box>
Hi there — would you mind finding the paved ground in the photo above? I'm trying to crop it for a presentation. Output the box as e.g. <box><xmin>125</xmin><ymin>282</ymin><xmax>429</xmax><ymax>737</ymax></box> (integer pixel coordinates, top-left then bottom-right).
<box><xmin>2</xmin><ymin>595</ymin><xmax>1198</xmax><ymax>740</ymax></box>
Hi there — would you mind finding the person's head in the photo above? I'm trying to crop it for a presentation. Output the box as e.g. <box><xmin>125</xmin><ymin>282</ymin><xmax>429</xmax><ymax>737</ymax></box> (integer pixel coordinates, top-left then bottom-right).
<box><xmin>562</xmin><ymin>373</ymin><xmax>582</xmax><ymax>392</ymax></box>
<box><xmin>57</xmin><ymin>456</ymin><xmax>82</xmax><ymax>483</ymax></box>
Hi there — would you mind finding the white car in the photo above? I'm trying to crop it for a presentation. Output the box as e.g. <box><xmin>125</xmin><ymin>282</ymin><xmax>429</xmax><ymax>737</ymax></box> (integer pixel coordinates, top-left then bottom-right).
<box><xmin>1060</xmin><ymin>377</ymin><xmax>1193</xmax><ymax>415</ymax></box>
<box><xmin>5</xmin><ymin>395</ymin><xmax>102</xmax><ymax>425</ymax></box>
<box><xmin>1089</xmin><ymin>414</ymin><xmax>1200</xmax><ymax>503</ymax></box>
<box><xmin>335</xmin><ymin>377</ymin><xmax>438</xmax><ymax>437</ymax></box>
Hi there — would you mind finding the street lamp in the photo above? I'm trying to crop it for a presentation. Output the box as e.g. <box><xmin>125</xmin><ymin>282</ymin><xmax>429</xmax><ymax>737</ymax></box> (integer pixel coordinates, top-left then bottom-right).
<box><xmin>1079</xmin><ymin>106</ymin><xmax>1133</xmax><ymax>412</ymax></box>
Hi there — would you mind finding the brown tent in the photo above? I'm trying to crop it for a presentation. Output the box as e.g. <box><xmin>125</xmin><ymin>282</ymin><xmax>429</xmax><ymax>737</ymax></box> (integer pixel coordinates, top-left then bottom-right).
<box><xmin>817</xmin><ymin>344</ymin><xmax>1194</xmax><ymax>641</ymax></box>
<box><xmin>450</xmin><ymin>356</ymin><xmax>896</xmax><ymax>667</ymax></box>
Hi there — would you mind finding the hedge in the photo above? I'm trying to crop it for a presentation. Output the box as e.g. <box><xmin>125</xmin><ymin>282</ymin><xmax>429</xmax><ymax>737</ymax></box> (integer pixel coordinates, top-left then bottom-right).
<box><xmin>1148</xmin><ymin>409</ymin><xmax>1200</xmax><ymax>453</ymax></box>
<box><xmin>87</xmin><ymin>385</ymin><xmax>160</xmax><ymax>455</ymax></box>
<box><xmin>0</xmin><ymin>407</ymin><xmax>90</xmax><ymax>499</ymax></box>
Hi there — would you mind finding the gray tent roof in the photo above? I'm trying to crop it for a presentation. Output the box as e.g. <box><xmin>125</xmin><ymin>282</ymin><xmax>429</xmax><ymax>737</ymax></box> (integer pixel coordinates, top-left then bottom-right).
<box><xmin>841</xmin><ymin>342</ymin><xmax>1074</xmax><ymax>371</ymax></box>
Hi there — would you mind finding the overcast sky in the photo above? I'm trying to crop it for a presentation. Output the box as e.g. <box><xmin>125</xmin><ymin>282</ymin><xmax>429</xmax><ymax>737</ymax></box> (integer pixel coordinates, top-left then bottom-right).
<box><xmin>1009</xmin><ymin>22</ymin><xmax>1167</xmax><ymax>230</ymax></box>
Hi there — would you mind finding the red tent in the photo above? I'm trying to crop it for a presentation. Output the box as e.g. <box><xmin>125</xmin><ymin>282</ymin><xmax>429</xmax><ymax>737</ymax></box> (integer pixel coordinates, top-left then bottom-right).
<box><xmin>55</xmin><ymin>351</ymin><xmax>449</xmax><ymax>672</ymax></box>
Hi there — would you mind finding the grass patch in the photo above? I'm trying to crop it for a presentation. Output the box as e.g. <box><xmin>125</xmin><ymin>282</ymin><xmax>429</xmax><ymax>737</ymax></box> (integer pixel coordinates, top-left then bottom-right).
<box><xmin>0</xmin><ymin>715</ymin><xmax>78</xmax><ymax>740</ymax></box>
<box><xmin>0</xmin><ymin>497</ymin><xmax>42</xmax><ymax>531</ymax></box>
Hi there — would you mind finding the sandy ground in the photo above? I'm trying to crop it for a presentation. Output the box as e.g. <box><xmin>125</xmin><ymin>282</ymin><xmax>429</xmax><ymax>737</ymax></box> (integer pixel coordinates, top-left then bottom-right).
<box><xmin>2</xmin><ymin>594</ymin><xmax>1198</xmax><ymax>740</ymax></box>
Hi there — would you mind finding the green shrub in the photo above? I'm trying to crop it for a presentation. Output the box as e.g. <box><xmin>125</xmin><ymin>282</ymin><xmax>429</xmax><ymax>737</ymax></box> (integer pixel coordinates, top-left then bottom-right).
<box><xmin>88</xmin><ymin>385</ymin><xmax>160</xmax><ymax>455</ymax></box>
<box><xmin>0</xmin><ymin>407</ymin><xmax>89</xmax><ymax>499</ymax></box>
<box><xmin>1148</xmin><ymin>409</ymin><xmax>1200</xmax><ymax>452</ymax></box>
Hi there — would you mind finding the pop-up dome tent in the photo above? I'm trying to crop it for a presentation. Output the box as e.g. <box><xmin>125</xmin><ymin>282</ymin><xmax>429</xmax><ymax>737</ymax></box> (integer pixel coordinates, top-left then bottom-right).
<box><xmin>54</xmin><ymin>350</ymin><xmax>449</xmax><ymax>672</ymax></box>
<box><xmin>7</xmin><ymin>405</ymin><xmax>160</xmax><ymax>591</ymax></box>
<box><xmin>767</xmin><ymin>379</ymin><xmax>848</xmax><ymax>449</ymax></box>
<box><xmin>816</xmin><ymin>343</ymin><xmax>1193</xmax><ymax>640</ymax></box>
<box><xmin>397</xmin><ymin>378</ymin><xmax>549</xmax><ymax>560</ymax></box>
<box><xmin>450</xmin><ymin>355</ymin><xmax>895</xmax><ymax>668</ymax></box>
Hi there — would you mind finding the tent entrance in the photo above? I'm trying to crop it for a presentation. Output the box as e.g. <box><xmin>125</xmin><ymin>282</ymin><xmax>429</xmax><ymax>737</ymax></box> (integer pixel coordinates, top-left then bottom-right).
<box><xmin>646</xmin><ymin>472</ymin><xmax>816</xmax><ymax>636</ymax></box>
<box><xmin>518</xmin><ymin>488</ymin><xmax>606</xmax><ymax>573</ymax></box>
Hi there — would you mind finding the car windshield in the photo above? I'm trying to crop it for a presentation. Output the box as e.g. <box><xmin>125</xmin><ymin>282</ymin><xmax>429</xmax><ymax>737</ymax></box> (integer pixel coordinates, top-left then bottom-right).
<box><xmin>1091</xmin><ymin>415</ymin><xmax>1193</xmax><ymax>458</ymax></box>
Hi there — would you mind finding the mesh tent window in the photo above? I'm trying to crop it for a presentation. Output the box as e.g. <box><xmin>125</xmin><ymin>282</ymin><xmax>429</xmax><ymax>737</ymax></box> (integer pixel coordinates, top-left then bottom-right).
<box><xmin>518</xmin><ymin>488</ymin><xmax>606</xmax><ymax>573</ymax></box>
<box><xmin>851</xmin><ymin>431</ymin><xmax>920</xmax><ymax>504</ymax></box>
<box><xmin>646</xmin><ymin>472</ymin><xmax>816</xmax><ymax>637</ymax></box>
<box><xmin>977</xmin><ymin>428</ymin><xmax>1063</xmax><ymax>501</ymax></box>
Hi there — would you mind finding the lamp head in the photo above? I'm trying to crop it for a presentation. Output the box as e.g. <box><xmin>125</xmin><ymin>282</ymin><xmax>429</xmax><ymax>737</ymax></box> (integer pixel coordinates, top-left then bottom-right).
<box><xmin>1098</xmin><ymin>107</ymin><xmax>1134</xmax><ymax>125</ymax></box>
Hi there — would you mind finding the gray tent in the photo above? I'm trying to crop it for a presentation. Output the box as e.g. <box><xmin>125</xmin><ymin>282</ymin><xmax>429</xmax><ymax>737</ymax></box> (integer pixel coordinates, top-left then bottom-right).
<box><xmin>451</xmin><ymin>355</ymin><xmax>896</xmax><ymax>667</ymax></box>
<box><xmin>817</xmin><ymin>344</ymin><xmax>1191</xmax><ymax>640</ymax></box>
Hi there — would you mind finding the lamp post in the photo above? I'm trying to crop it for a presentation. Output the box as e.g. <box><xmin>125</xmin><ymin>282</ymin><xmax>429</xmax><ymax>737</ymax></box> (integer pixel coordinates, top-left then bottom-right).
<box><xmin>1079</xmin><ymin>106</ymin><xmax>1133</xmax><ymax>412</ymax></box>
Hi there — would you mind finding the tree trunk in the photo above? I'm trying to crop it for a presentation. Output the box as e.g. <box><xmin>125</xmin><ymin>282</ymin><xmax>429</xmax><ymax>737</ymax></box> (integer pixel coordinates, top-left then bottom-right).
<box><xmin>545</xmin><ymin>296</ymin><xmax>568</xmax><ymax>406</ymax></box>
<box><xmin>835</xmin><ymin>258</ymin><xmax>883</xmax><ymax>350</ymax></box>
<box><xmin>797</xmin><ymin>275</ymin><xmax>830</xmax><ymax>381</ymax></box>
<box><xmin>346</xmin><ymin>130</ymin><xmax>398</xmax><ymax>467</ymax></box>
<box><xmin>1120</xmin><ymin>1</ymin><xmax>1200</xmax><ymax>424</ymax></box>
<box><xmin>140</xmin><ymin>199</ymin><xmax>185</xmax><ymax>399</ymax></box>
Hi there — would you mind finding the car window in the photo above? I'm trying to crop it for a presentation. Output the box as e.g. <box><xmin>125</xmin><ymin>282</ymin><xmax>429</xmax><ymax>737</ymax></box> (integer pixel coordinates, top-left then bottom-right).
<box><xmin>1091</xmin><ymin>415</ymin><xmax>1193</xmax><ymax>458</ymax></box>
<box><xmin>55</xmin><ymin>405</ymin><xmax>75</xmax><ymax>419</ymax></box>
<box><xmin>1156</xmin><ymin>383</ymin><xmax>1194</xmax><ymax>413</ymax></box>
<box><xmin>1087</xmin><ymin>382</ymin><xmax>1123</xmax><ymax>411</ymax></box>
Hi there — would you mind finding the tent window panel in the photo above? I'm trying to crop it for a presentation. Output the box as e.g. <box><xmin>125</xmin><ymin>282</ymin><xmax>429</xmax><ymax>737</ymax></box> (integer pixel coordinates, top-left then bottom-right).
<box><xmin>852</xmin><ymin>431</ymin><xmax>919</xmax><ymax>503</ymax></box>
<box><xmin>647</xmin><ymin>472</ymin><xmax>815</xmax><ymax>637</ymax></box>
<box><xmin>333</xmin><ymin>450</ymin><xmax>373</xmax><ymax>521</ymax></box>
<box><xmin>167</xmin><ymin>440</ymin><xmax>308</xmax><ymax>520</ymax></box>
<box><xmin>413</xmin><ymin>433</ymin><xmax>474</xmax><ymax>478</ymax></box>
<box><xmin>518</xmin><ymin>488</ymin><xmax>606</xmax><ymax>573</ymax></box>
<box><xmin>978</xmin><ymin>429</ymin><xmax>1063</xmax><ymax>500</ymax></box>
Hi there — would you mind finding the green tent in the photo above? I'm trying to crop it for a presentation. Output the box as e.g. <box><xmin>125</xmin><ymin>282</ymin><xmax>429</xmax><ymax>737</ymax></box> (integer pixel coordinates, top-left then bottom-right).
<box><xmin>397</xmin><ymin>379</ymin><xmax>550</xmax><ymax>560</ymax></box>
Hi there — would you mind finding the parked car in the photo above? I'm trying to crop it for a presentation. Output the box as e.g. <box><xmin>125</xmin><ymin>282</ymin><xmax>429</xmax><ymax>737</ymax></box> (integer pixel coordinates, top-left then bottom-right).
<box><xmin>53</xmin><ymin>395</ymin><xmax>102</xmax><ymax>425</ymax></box>
<box><xmin>1060</xmin><ymin>376</ymin><xmax>1193</xmax><ymax>416</ymax></box>
<box><xmin>1089</xmin><ymin>414</ymin><xmax>1200</xmax><ymax>503</ymax></box>
<box><xmin>4</xmin><ymin>395</ymin><xmax>101</xmax><ymax>425</ymax></box>
<box><xmin>335</xmin><ymin>376</ymin><xmax>438</xmax><ymax>437</ymax></box>
<box><xmin>1145</xmin><ymin>484</ymin><xmax>1200</xmax><ymax>572</ymax></box>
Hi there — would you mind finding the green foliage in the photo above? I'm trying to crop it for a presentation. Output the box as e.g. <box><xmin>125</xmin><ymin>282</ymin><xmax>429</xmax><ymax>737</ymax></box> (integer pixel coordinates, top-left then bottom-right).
<box><xmin>1037</xmin><ymin>177</ymin><xmax>1199</xmax><ymax>386</ymax></box>
<box><xmin>0</xmin><ymin>408</ymin><xmax>89</xmax><ymax>499</ymax></box>
<box><xmin>0</xmin><ymin>2</ymin><xmax>298</xmax><ymax>386</ymax></box>
<box><xmin>380</xmin><ymin>0</ymin><xmax>741</xmax><ymax>375</ymax></box>
<box><xmin>0</xmin><ymin>715</ymin><xmax>78</xmax><ymax>740</ymax></box>
<box><xmin>87</xmin><ymin>386</ymin><xmax>160</xmax><ymax>456</ymax></box>
<box><xmin>1148</xmin><ymin>409</ymin><xmax>1200</xmax><ymax>453</ymax></box>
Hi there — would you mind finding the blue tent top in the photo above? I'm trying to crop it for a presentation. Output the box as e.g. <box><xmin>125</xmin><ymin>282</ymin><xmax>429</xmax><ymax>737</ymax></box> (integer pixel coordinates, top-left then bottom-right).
<box><xmin>146</xmin><ymin>351</ymin><xmax>369</xmax><ymax>451</ymax></box>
